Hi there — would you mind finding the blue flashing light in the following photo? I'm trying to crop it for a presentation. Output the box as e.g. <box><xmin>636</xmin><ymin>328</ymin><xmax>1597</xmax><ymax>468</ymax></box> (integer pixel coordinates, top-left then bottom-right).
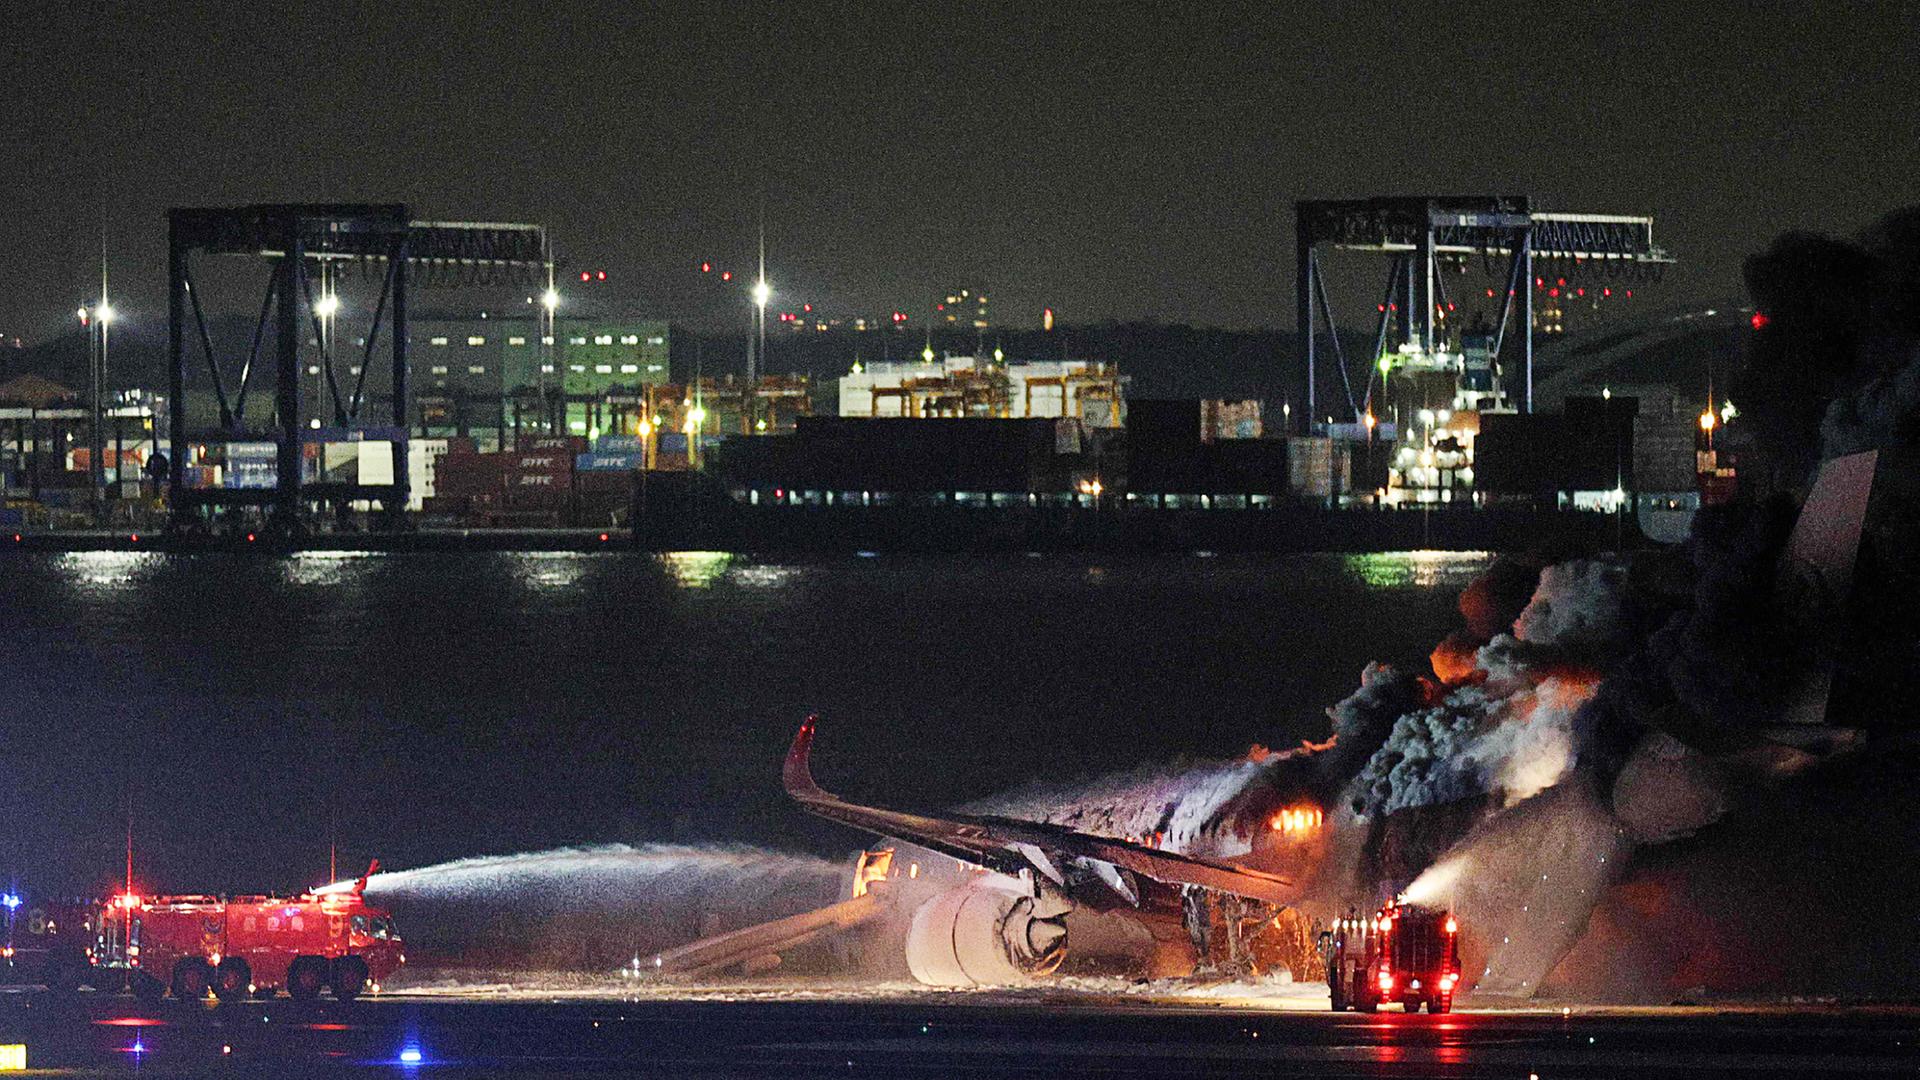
<box><xmin>399</xmin><ymin>1047</ymin><xmax>424</xmax><ymax>1064</ymax></box>
<box><xmin>131</xmin><ymin>1040</ymin><xmax>146</xmax><ymax>1054</ymax></box>
<box><xmin>0</xmin><ymin>893</ymin><xmax>21</xmax><ymax>910</ymax></box>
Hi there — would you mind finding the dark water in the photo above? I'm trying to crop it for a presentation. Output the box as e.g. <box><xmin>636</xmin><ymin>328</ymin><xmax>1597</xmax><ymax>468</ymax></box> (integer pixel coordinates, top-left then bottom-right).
<box><xmin>0</xmin><ymin>550</ymin><xmax>1486</xmax><ymax>895</ymax></box>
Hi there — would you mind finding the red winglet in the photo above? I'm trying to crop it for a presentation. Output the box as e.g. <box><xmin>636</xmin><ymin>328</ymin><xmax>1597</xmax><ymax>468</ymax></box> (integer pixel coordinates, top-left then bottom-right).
<box><xmin>784</xmin><ymin>715</ymin><xmax>828</xmax><ymax>800</ymax></box>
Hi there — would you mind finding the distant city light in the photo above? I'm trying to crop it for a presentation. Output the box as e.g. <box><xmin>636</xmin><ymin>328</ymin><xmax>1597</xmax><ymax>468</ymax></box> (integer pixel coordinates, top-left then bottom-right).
<box><xmin>95</xmin><ymin>302</ymin><xmax>115</xmax><ymax>325</ymax></box>
<box><xmin>314</xmin><ymin>294</ymin><xmax>339</xmax><ymax>318</ymax></box>
<box><xmin>751</xmin><ymin>279</ymin><xmax>771</xmax><ymax>308</ymax></box>
<box><xmin>541</xmin><ymin>288</ymin><xmax>559</xmax><ymax>311</ymax></box>
<box><xmin>1699</xmin><ymin>409</ymin><xmax>1717</xmax><ymax>432</ymax></box>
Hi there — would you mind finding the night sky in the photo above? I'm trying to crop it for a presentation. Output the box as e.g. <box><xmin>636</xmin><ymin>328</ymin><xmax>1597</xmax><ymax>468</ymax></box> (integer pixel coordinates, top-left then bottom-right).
<box><xmin>4</xmin><ymin>3</ymin><xmax>1916</xmax><ymax>344</ymax></box>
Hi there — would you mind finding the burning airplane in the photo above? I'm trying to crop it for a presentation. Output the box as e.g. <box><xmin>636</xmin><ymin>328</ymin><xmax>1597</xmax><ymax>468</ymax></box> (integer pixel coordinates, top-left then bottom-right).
<box><xmin>646</xmin><ymin>207</ymin><xmax>1919</xmax><ymax>1001</ymax></box>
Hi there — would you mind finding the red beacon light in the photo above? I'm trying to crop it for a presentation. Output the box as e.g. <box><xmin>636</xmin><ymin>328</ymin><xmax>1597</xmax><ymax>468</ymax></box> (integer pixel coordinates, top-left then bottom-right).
<box><xmin>700</xmin><ymin>261</ymin><xmax>712</xmax><ymax>273</ymax></box>
<box><xmin>1445</xmin><ymin>916</ymin><xmax>1458</xmax><ymax>935</ymax></box>
<box><xmin>1751</xmin><ymin>311</ymin><xmax>1771</xmax><ymax>330</ymax></box>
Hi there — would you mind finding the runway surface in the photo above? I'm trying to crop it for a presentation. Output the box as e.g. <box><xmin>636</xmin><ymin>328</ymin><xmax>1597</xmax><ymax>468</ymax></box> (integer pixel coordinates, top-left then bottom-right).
<box><xmin>4</xmin><ymin>984</ymin><xmax>1918</xmax><ymax>1077</ymax></box>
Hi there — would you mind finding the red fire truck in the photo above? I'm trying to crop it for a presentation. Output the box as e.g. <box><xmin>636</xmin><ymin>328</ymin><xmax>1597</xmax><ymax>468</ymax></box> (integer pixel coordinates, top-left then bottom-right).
<box><xmin>92</xmin><ymin>868</ymin><xmax>404</xmax><ymax>1002</ymax></box>
<box><xmin>1323</xmin><ymin>902</ymin><xmax>1461</xmax><ymax>1013</ymax></box>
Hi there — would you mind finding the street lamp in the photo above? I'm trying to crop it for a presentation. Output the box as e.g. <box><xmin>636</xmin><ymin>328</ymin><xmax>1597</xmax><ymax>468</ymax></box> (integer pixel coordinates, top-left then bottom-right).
<box><xmin>750</xmin><ymin>277</ymin><xmax>771</xmax><ymax>388</ymax></box>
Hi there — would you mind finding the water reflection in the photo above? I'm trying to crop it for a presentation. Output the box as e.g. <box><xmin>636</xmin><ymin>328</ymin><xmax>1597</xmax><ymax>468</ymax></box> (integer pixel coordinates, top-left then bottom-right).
<box><xmin>510</xmin><ymin>552</ymin><xmax>591</xmax><ymax>591</ymax></box>
<box><xmin>282</xmin><ymin>550</ymin><xmax>381</xmax><ymax>587</ymax></box>
<box><xmin>728</xmin><ymin>563</ymin><xmax>804</xmax><ymax>590</ymax></box>
<box><xmin>656</xmin><ymin>551</ymin><xmax>734</xmax><ymax>589</ymax></box>
<box><xmin>1343</xmin><ymin>550</ymin><xmax>1491</xmax><ymax>590</ymax></box>
<box><xmin>52</xmin><ymin>551</ymin><xmax>161</xmax><ymax>589</ymax></box>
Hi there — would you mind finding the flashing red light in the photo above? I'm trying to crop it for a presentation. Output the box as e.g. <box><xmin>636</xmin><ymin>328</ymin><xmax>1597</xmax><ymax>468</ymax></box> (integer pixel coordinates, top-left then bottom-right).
<box><xmin>1577</xmin><ymin>288</ymin><xmax>1586</xmax><ymax>297</ymax></box>
<box><xmin>700</xmin><ymin>261</ymin><xmax>711</xmax><ymax>273</ymax></box>
<box><xmin>1556</xmin><ymin>277</ymin><xmax>1566</xmax><ymax>287</ymax></box>
<box><xmin>1603</xmin><ymin>287</ymin><xmax>1613</xmax><ymax>298</ymax></box>
<box><xmin>246</xmin><ymin>533</ymin><xmax>256</xmax><ymax>543</ymax></box>
<box><xmin>1535</xmin><ymin>276</ymin><xmax>1544</xmax><ymax>288</ymax></box>
<box><xmin>774</xmin><ymin>488</ymin><xmax>784</xmax><ymax>499</ymax></box>
<box><xmin>935</xmin><ymin>303</ymin><xmax>945</xmax><ymax>311</ymax></box>
<box><xmin>11</xmin><ymin>533</ymin><xmax>19</xmax><ymax>542</ymax></box>
<box><xmin>1625</xmin><ymin>289</ymin><xmax>1633</xmax><ymax>298</ymax></box>
<box><xmin>1446</xmin><ymin>302</ymin><xmax>1457</xmax><ymax>311</ymax></box>
<box><xmin>118</xmin><ymin>893</ymin><xmax>140</xmax><ymax>909</ymax></box>
<box><xmin>1549</xmin><ymin>288</ymin><xmax>1560</xmax><ymax>298</ymax></box>
<box><xmin>802</xmin><ymin>303</ymin><xmax>812</xmax><ymax>313</ymax></box>
<box><xmin>722</xmin><ymin>270</ymin><xmax>733</xmax><ymax>282</ymax></box>
<box><xmin>1377</xmin><ymin>304</ymin><xmax>1386</xmax><ymax>312</ymax></box>
<box><xmin>1751</xmin><ymin>311</ymin><xmax>1771</xmax><ymax>330</ymax></box>
<box><xmin>579</xmin><ymin>271</ymin><xmax>591</xmax><ymax>282</ymax></box>
<box><xmin>1378</xmin><ymin>971</ymin><xmax>1395</xmax><ymax>992</ymax></box>
<box><xmin>1388</xmin><ymin>303</ymin><xmax>1397</xmax><ymax>312</ymax></box>
<box><xmin>1445</xmin><ymin>916</ymin><xmax>1458</xmax><ymax>934</ymax></box>
<box><xmin>596</xmin><ymin>270</ymin><xmax>607</xmax><ymax>281</ymax></box>
<box><xmin>129</xmin><ymin>534</ymin><xmax>138</xmax><ymax>542</ymax></box>
<box><xmin>598</xmin><ymin>532</ymin><xmax>610</xmax><ymax>542</ymax></box>
<box><xmin>1485</xmin><ymin>288</ymin><xmax>1495</xmax><ymax>298</ymax></box>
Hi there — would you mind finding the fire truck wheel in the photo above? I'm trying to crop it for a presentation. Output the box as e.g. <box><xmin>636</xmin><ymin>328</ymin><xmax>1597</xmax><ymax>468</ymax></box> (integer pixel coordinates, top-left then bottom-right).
<box><xmin>171</xmin><ymin>959</ymin><xmax>210</xmax><ymax>1001</ymax></box>
<box><xmin>1430</xmin><ymin>996</ymin><xmax>1452</xmax><ymax>1014</ymax></box>
<box><xmin>212</xmin><ymin>957</ymin><xmax>252</xmax><ymax>1001</ymax></box>
<box><xmin>287</xmin><ymin>957</ymin><xmax>326</xmax><ymax>1000</ymax></box>
<box><xmin>130</xmin><ymin>972</ymin><xmax>165</xmax><ymax>1002</ymax></box>
<box><xmin>331</xmin><ymin>956</ymin><xmax>368</xmax><ymax>1001</ymax></box>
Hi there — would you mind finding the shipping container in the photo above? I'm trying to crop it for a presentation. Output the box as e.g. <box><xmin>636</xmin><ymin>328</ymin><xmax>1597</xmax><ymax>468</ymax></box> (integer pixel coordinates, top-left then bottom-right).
<box><xmin>592</xmin><ymin>435</ymin><xmax>645</xmax><ymax>454</ymax></box>
<box><xmin>432</xmin><ymin>451</ymin><xmax>505</xmax><ymax>497</ymax></box>
<box><xmin>1287</xmin><ymin>437</ymin><xmax>1337</xmax><ymax>499</ymax></box>
<box><xmin>577</xmin><ymin>452</ymin><xmax>641</xmax><ymax>472</ymax></box>
<box><xmin>518</xmin><ymin>436</ymin><xmax>587</xmax><ymax>455</ymax></box>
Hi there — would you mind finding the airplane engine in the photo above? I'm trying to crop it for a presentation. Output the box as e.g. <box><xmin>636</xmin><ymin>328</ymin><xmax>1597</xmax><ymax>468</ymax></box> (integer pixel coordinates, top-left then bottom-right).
<box><xmin>905</xmin><ymin>879</ymin><xmax>1069</xmax><ymax>986</ymax></box>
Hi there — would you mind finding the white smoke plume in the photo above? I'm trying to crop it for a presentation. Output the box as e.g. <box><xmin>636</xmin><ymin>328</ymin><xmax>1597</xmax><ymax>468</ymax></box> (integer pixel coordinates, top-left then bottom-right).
<box><xmin>964</xmin><ymin>752</ymin><xmax>1302</xmax><ymax>860</ymax></box>
<box><xmin>1512</xmin><ymin>560</ymin><xmax>1631</xmax><ymax>652</ymax></box>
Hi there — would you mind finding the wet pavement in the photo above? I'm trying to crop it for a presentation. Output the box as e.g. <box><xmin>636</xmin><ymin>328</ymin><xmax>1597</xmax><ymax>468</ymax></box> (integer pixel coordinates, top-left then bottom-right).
<box><xmin>4</xmin><ymin>986</ymin><xmax>1918</xmax><ymax>1077</ymax></box>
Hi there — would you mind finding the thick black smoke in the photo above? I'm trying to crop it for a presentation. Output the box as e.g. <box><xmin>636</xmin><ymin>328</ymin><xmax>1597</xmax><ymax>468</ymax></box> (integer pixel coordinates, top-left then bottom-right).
<box><xmin>1740</xmin><ymin>206</ymin><xmax>1920</xmax><ymax>487</ymax></box>
<box><xmin>1328</xmin><ymin>206</ymin><xmax>1920</xmax><ymax>1002</ymax></box>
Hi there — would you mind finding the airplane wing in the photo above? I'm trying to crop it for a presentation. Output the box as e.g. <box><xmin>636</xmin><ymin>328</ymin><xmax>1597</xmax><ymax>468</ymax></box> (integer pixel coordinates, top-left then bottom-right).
<box><xmin>784</xmin><ymin>717</ymin><xmax>1295</xmax><ymax>905</ymax></box>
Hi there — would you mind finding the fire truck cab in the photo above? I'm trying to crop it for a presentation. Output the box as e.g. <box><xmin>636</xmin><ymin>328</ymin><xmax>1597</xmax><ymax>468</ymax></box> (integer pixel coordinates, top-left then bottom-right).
<box><xmin>1322</xmin><ymin>902</ymin><xmax>1460</xmax><ymax>1013</ymax></box>
<box><xmin>94</xmin><ymin>878</ymin><xmax>404</xmax><ymax>1002</ymax></box>
<box><xmin>2</xmin><ymin>892</ymin><xmax>97</xmax><ymax>991</ymax></box>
